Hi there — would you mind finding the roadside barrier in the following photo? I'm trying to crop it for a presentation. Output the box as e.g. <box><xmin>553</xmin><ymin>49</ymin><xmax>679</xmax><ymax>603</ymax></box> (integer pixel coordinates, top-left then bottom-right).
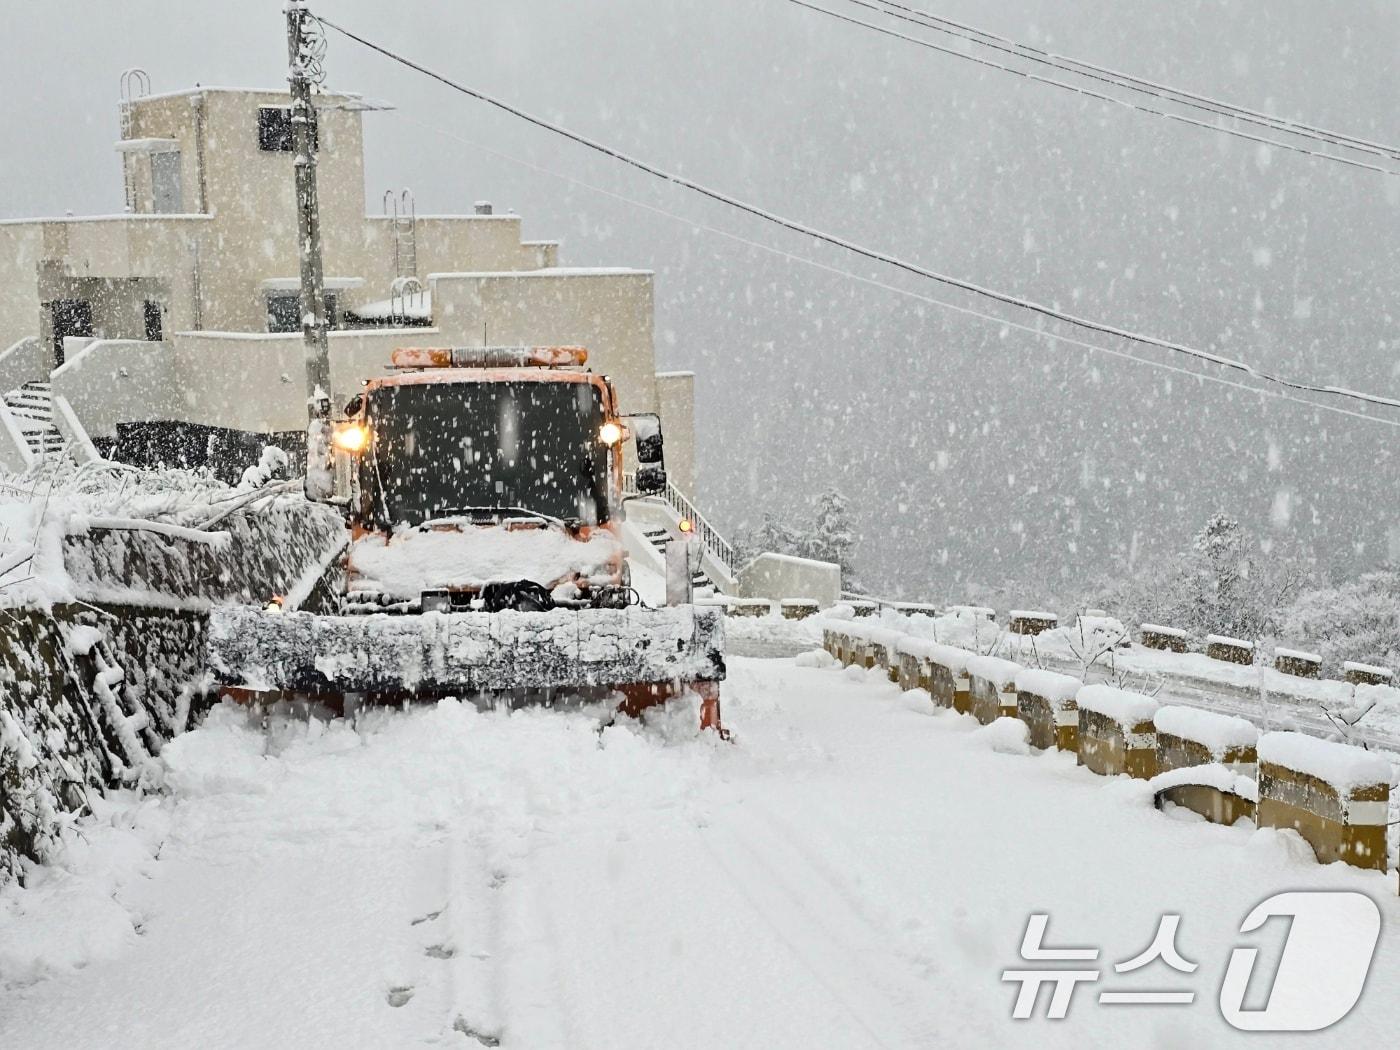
<box><xmin>1257</xmin><ymin>732</ymin><xmax>1391</xmax><ymax>872</ymax></box>
<box><xmin>816</xmin><ymin>618</ymin><xmax>1393</xmax><ymax>876</ymax></box>
<box><xmin>1151</xmin><ymin>707</ymin><xmax>1259</xmax><ymax>826</ymax></box>
<box><xmin>967</xmin><ymin>654</ymin><xmax>1020</xmax><ymax>725</ymax></box>
<box><xmin>1077</xmin><ymin>685</ymin><xmax>1160</xmax><ymax>779</ymax></box>
<box><xmin>1009</xmin><ymin>610</ymin><xmax>1058</xmax><ymax>636</ymax></box>
<box><xmin>1015</xmin><ymin>669</ymin><xmax>1081</xmax><ymax>752</ymax></box>
<box><xmin>1205</xmin><ymin>634</ymin><xmax>1254</xmax><ymax>666</ymax></box>
<box><xmin>1274</xmin><ymin>647</ymin><xmax>1322</xmax><ymax>680</ymax></box>
<box><xmin>1139</xmin><ymin>623</ymin><xmax>1187</xmax><ymax>653</ymax></box>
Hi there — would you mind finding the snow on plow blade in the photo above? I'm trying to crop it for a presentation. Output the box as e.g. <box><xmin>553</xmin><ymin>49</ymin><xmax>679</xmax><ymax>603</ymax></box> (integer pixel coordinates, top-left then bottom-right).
<box><xmin>207</xmin><ymin>604</ymin><xmax>726</xmax><ymax>699</ymax></box>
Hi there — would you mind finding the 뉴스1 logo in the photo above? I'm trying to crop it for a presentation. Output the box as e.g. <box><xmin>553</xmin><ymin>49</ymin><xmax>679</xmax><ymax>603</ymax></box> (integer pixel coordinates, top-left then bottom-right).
<box><xmin>1001</xmin><ymin>891</ymin><xmax>1381</xmax><ymax>1031</ymax></box>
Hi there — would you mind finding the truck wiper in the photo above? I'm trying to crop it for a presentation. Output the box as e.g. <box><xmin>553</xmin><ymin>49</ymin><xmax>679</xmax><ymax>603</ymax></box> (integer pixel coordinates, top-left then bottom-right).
<box><xmin>425</xmin><ymin>507</ymin><xmax>570</xmax><ymax>528</ymax></box>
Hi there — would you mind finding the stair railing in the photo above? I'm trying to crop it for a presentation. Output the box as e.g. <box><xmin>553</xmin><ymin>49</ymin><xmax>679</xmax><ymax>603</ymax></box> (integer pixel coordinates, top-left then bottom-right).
<box><xmin>623</xmin><ymin>473</ymin><xmax>737</xmax><ymax>576</ymax></box>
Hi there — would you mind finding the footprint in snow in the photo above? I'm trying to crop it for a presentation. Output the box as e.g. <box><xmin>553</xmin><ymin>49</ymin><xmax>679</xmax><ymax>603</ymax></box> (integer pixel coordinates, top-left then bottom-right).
<box><xmin>453</xmin><ymin>1017</ymin><xmax>501</xmax><ymax>1046</ymax></box>
<box><xmin>425</xmin><ymin>943</ymin><xmax>455</xmax><ymax>959</ymax></box>
<box><xmin>385</xmin><ymin>986</ymin><xmax>415</xmax><ymax>1008</ymax></box>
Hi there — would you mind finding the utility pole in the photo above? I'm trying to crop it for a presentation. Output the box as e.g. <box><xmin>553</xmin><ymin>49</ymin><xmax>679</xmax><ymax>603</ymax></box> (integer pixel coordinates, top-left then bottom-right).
<box><xmin>286</xmin><ymin>2</ymin><xmax>334</xmax><ymax>500</ymax></box>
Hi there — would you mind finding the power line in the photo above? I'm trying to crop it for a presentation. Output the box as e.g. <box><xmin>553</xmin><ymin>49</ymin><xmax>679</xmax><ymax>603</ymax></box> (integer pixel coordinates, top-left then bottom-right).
<box><xmin>389</xmin><ymin>109</ymin><xmax>1400</xmax><ymax>432</ymax></box>
<box><xmin>785</xmin><ymin>0</ymin><xmax>1400</xmax><ymax>179</ymax></box>
<box><xmin>314</xmin><ymin>13</ymin><xmax>1400</xmax><ymax>415</ymax></box>
<box><xmin>859</xmin><ymin>0</ymin><xmax>1400</xmax><ymax>162</ymax></box>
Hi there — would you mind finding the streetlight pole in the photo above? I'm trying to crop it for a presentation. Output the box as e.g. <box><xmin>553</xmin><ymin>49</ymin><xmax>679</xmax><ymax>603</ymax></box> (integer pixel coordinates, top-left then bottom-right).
<box><xmin>286</xmin><ymin>2</ymin><xmax>334</xmax><ymax>500</ymax></box>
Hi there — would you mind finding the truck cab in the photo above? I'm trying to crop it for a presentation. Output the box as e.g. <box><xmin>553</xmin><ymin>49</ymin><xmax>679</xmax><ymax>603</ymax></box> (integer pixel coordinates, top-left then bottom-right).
<box><xmin>330</xmin><ymin>345</ymin><xmax>667</xmax><ymax>614</ymax></box>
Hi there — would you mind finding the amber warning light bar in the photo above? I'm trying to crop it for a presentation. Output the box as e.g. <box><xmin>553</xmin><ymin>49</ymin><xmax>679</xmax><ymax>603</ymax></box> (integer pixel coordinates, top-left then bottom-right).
<box><xmin>390</xmin><ymin>346</ymin><xmax>588</xmax><ymax>370</ymax></box>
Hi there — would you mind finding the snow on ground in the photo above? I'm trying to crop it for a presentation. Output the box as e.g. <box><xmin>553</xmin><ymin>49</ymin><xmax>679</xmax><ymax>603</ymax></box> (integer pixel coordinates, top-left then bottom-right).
<box><xmin>3</xmin><ymin>657</ymin><xmax>1399</xmax><ymax>1048</ymax></box>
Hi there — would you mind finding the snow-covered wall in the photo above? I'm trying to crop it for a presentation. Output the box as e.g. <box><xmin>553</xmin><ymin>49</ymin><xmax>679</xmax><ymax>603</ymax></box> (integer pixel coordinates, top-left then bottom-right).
<box><xmin>0</xmin><ymin>473</ymin><xmax>348</xmax><ymax>885</ymax></box>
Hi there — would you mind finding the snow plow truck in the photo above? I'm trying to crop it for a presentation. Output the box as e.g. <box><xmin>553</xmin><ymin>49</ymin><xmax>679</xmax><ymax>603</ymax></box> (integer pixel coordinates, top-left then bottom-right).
<box><xmin>208</xmin><ymin>345</ymin><xmax>726</xmax><ymax>732</ymax></box>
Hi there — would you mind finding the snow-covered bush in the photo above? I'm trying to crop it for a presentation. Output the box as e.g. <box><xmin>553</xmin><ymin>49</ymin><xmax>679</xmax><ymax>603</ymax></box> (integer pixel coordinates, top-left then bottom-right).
<box><xmin>1278</xmin><ymin>566</ymin><xmax>1400</xmax><ymax>678</ymax></box>
<box><xmin>1084</xmin><ymin>512</ymin><xmax>1310</xmax><ymax>644</ymax></box>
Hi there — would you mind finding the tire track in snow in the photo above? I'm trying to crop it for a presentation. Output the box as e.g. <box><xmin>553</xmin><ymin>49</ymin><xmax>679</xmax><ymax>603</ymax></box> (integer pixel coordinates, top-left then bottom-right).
<box><xmin>696</xmin><ymin>815</ymin><xmax>946</xmax><ymax>1049</ymax></box>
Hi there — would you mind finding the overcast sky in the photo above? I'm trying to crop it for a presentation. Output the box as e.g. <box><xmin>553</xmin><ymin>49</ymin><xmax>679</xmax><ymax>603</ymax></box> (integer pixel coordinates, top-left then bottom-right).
<box><xmin>6</xmin><ymin>1</ymin><xmax>1400</xmax><ymax>599</ymax></box>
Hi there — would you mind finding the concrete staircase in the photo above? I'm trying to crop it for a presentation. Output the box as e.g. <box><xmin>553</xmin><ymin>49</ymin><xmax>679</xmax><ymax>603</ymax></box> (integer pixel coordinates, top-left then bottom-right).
<box><xmin>3</xmin><ymin>382</ymin><xmax>66</xmax><ymax>459</ymax></box>
<box><xmin>640</xmin><ymin>524</ymin><xmax>717</xmax><ymax>597</ymax></box>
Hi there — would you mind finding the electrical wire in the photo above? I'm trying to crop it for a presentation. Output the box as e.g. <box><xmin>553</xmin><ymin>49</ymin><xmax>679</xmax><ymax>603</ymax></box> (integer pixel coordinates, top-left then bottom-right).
<box><xmin>785</xmin><ymin>0</ymin><xmax>1400</xmax><ymax>179</ymax></box>
<box><xmin>315</xmin><ymin>13</ymin><xmax>1400</xmax><ymax>416</ymax></box>
<box><xmin>391</xmin><ymin>110</ymin><xmax>1400</xmax><ymax>432</ymax></box>
<box><xmin>859</xmin><ymin>0</ymin><xmax>1400</xmax><ymax>162</ymax></box>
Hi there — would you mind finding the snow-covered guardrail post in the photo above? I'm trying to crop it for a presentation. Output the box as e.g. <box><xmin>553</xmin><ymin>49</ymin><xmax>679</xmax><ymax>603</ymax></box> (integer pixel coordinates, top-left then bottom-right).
<box><xmin>1076</xmin><ymin>685</ymin><xmax>1160</xmax><ymax>779</ymax></box>
<box><xmin>1205</xmin><ymin>634</ymin><xmax>1254</xmax><ymax>666</ymax></box>
<box><xmin>891</xmin><ymin>601</ymin><xmax>939</xmax><ymax>618</ymax></box>
<box><xmin>1273</xmin><ymin>647</ymin><xmax>1322</xmax><ymax>680</ymax></box>
<box><xmin>1148</xmin><ymin>707</ymin><xmax>1259</xmax><ymax>826</ymax></box>
<box><xmin>782</xmin><ymin>598</ymin><xmax>819</xmax><ymax>621</ymax></box>
<box><xmin>1256</xmin><ymin>732</ymin><xmax>1391</xmax><ymax>872</ymax></box>
<box><xmin>967</xmin><ymin>655</ymin><xmax>1022</xmax><ymax>724</ymax></box>
<box><xmin>1139</xmin><ymin>623</ymin><xmax>1187</xmax><ymax>654</ymax></box>
<box><xmin>915</xmin><ymin>644</ymin><xmax>967</xmax><ymax>710</ymax></box>
<box><xmin>893</xmin><ymin>640</ymin><xmax>932</xmax><ymax>693</ymax></box>
<box><xmin>1009</xmin><ymin>610</ymin><xmax>1057</xmax><ymax>636</ymax></box>
<box><xmin>728</xmin><ymin>598</ymin><xmax>774</xmax><ymax>619</ymax></box>
<box><xmin>1343</xmin><ymin>661</ymin><xmax>1393</xmax><ymax>687</ymax></box>
<box><xmin>1015</xmin><ymin>669</ymin><xmax>1082</xmax><ymax>752</ymax></box>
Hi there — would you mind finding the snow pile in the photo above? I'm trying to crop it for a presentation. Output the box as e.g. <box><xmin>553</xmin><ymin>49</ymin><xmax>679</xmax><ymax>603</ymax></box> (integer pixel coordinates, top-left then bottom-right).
<box><xmin>1257</xmin><ymin>731</ymin><xmax>1392</xmax><ymax>791</ymax></box>
<box><xmin>793</xmin><ymin>648</ymin><xmax>836</xmax><ymax>669</ymax></box>
<box><xmin>970</xmin><ymin>716</ymin><xmax>1031</xmax><ymax>755</ymax></box>
<box><xmin>1014</xmin><ymin>668</ymin><xmax>1081</xmax><ymax>703</ymax></box>
<box><xmin>348</xmin><ymin>522</ymin><xmax>623</xmax><ymax>598</ymax></box>
<box><xmin>1154</xmin><ymin>706</ymin><xmax>1258</xmax><ymax>757</ymax></box>
<box><xmin>1076</xmin><ymin>684</ymin><xmax>1160</xmax><ymax>728</ymax></box>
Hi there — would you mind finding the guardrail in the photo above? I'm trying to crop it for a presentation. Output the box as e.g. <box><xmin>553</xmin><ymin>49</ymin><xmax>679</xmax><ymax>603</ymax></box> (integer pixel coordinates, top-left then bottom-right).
<box><xmin>819</xmin><ymin>620</ymin><xmax>1397</xmax><ymax>876</ymax></box>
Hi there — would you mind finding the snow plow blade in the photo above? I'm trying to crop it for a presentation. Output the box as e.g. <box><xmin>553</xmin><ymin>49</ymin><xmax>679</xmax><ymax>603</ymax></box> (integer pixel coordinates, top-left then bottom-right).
<box><xmin>206</xmin><ymin>604</ymin><xmax>727</xmax><ymax>729</ymax></box>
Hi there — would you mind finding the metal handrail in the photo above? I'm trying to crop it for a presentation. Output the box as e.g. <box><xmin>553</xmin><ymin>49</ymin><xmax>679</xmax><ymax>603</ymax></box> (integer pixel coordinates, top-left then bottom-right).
<box><xmin>623</xmin><ymin>473</ymin><xmax>737</xmax><ymax>574</ymax></box>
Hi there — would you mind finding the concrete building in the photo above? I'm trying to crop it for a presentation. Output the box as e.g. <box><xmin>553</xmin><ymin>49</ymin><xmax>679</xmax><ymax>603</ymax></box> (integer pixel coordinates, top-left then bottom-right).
<box><xmin>0</xmin><ymin>82</ymin><xmax>693</xmax><ymax>495</ymax></box>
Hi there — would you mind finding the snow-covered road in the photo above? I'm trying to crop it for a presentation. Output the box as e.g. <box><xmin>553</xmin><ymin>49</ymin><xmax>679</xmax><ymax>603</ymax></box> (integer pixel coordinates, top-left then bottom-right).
<box><xmin>3</xmin><ymin>656</ymin><xmax>1398</xmax><ymax>1048</ymax></box>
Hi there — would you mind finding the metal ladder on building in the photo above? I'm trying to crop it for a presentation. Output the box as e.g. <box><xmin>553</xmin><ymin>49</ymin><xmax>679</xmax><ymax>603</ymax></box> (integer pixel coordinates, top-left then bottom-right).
<box><xmin>383</xmin><ymin>188</ymin><xmax>418</xmax><ymax>280</ymax></box>
<box><xmin>4</xmin><ymin>382</ymin><xmax>65</xmax><ymax>459</ymax></box>
<box><xmin>118</xmin><ymin>68</ymin><xmax>150</xmax><ymax>213</ymax></box>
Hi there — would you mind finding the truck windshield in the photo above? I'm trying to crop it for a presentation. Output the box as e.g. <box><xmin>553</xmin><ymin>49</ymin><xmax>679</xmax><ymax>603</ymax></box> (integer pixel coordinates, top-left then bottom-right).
<box><xmin>364</xmin><ymin>380</ymin><xmax>611</xmax><ymax>527</ymax></box>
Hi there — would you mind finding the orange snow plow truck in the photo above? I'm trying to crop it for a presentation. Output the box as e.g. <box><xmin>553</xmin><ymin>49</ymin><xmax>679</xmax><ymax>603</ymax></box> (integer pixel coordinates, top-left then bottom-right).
<box><xmin>209</xmin><ymin>346</ymin><xmax>726</xmax><ymax>732</ymax></box>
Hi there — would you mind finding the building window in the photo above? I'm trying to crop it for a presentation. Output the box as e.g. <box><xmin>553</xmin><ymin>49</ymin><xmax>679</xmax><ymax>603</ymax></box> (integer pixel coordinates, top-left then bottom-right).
<box><xmin>258</xmin><ymin>106</ymin><xmax>317</xmax><ymax>152</ymax></box>
<box><xmin>266</xmin><ymin>292</ymin><xmax>337</xmax><ymax>333</ymax></box>
<box><xmin>50</xmin><ymin>298</ymin><xmax>94</xmax><ymax>366</ymax></box>
<box><xmin>266</xmin><ymin>293</ymin><xmax>300</xmax><ymax>333</ymax></box>
<box><xmin>144</xmin><ymin>300</ymin><xmax>163</xmax><ymax>342</ymax></box>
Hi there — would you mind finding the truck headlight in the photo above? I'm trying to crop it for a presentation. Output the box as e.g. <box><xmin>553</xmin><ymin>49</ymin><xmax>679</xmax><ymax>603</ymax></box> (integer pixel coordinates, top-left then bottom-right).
<box><xmin>332</xmin><ymin>423</ymin><xmax>370</xmax><ymax>453</ymax></box>
<box><xmin>598</xmin><ymin>421</ymin><xmax>624</xmax><ymax>446</ymax></box>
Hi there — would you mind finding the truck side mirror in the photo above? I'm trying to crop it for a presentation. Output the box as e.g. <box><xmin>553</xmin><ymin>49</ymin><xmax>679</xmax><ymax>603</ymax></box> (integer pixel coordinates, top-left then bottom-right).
<box><xmin>635</xmin><ymin>464</ymin><xmax>667</xmax><ymax>495</ymax></box>
<box><xmin>627</xmin><ymin>413</ymin><xmax>664</xmax><ymax>464</ymax></box>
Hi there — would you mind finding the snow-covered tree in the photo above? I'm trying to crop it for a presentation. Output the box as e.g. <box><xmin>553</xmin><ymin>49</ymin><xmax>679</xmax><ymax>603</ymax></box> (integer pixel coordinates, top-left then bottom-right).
<box><xmin>1280</xmin><ymin>566</ymin><xmax>1400</xmax><ymax>676</ymax></box>
<box><xmin>801</xmin><ymin>487</ymin><xmax>856</xmax><ymax>572</ymax></box>
<box><xmin>1084</xmin><ymin>510</ymin><xmax>1310</xmax><ymax>642</ymax></box>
